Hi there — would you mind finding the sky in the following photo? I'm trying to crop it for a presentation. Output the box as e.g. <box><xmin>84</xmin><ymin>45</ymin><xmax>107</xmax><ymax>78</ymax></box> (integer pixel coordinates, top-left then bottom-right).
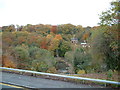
<box><xmin>0</xmin><ymin>0</ymin><xmax>114</xmax><ymax>27</ymax></box>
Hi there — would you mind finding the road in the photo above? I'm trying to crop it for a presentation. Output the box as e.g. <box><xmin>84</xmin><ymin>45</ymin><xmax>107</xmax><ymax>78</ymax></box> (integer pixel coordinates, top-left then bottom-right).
<box><xmin>2</xmin><ymin>72</ymin><xmax>104</xmax><ymax>88</ymax></box>
<box><xmin>0</xmin><ymin>82</ymin><xmax>23</xmax><ymax>89</ymax></box>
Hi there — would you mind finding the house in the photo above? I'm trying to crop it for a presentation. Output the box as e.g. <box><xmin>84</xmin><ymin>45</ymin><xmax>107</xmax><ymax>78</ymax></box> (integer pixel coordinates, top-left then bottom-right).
<box><xmin>80</xmin><ymin>42</ymin><xmax>87</xmax><ymax>47</ymax></box>
<box><xmin>71</xmin><ymin>38</ymin><xmax>78</xmax><ymax>44</ymax></box>
<box><xmin>80</xmin><ymin>42</ymin><xmax>90</xmax><ymax>47</ymax></box>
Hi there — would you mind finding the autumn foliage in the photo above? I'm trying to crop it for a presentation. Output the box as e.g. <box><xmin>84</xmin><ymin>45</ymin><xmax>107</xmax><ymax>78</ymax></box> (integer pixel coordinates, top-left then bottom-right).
<box><xmin>2</xmin><ymin>55</ymin><xmax>16</xmax><ymax>68</ymax></box>
<box><xmin>50</xmin><ymin>25</ymin><xmax>57</xmax><ymax>34</ymax></box>
<box><xmin>2</xmin><ymin>5</ymin><xmax>119</xmax><ymax>76</ymax></box>
<box><xmin>82</xmin><ymin>33</ymin><xmax>90</xmax><ymax>40</ymax></box>
<box><xmin>40</xmin><ymin>38</ymin><xmax>48</xmax><ymax>49</ymax></box>
<box><xmin>55</xmin><ymin>34</ymin><xmax>62</xmax><ymax>40</ymax></box>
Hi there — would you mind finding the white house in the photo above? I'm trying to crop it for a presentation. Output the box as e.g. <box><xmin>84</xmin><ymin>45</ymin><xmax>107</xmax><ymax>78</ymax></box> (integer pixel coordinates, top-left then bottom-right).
<box><xmin>80</xmin><ymin>42</ymin><xmax>90</xmax><ymax>47</ymax></box>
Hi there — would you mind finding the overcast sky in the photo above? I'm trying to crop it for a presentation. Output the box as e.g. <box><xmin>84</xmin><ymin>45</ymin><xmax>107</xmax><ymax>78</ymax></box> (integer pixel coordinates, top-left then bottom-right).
<box><xmin>0</xmin><ymin>0</ymin><xmax>114</xmax><ymax>27</ymax></box>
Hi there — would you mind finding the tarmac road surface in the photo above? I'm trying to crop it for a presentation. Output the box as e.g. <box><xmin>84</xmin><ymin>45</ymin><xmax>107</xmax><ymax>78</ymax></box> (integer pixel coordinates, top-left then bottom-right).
<box><xmin>2</xmin><ymin>72</ymin><xmax>104</xmax><ymax>88</ymax></box>
<box><xmin>0</xmin><ymin>82</ymin><xmax>23</xmax><ymax>89</ymax></box>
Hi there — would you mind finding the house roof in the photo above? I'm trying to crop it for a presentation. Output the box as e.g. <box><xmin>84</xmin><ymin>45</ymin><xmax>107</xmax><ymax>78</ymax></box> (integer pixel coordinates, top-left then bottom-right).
<box><xmin>71</xmin><ymin>38</ymin><xmax>78</xmax><ymax>40</ymax></box>
<box><xmin>81</xmin><ymin>43</ymin><xmax>87</xmax><ymax>44</ymax></box>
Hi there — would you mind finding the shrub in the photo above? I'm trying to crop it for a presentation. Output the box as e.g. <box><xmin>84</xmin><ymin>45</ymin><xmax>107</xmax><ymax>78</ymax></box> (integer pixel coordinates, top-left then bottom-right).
<box><xmin>77</xmin><ymin>70</ymin><xmax>86</xmax><ymax>74</ymax></box>
<box><xmin>107</xmin><ymin>69</ymin><xmax>113</xmax><ymax>79</ymax></box>
<box><xmin>55</xmin><ymin>60</ymin><xmax>67</xmax><ymax>70</ymax></box>
<box><xmin>46</xmin><ymin>67</ymin><xmax>57</xmax><ymax>73</ymax></box>
<box><xmin>31</xmin><ymin>60</ymin><xmax>48</xmax><ymax>72</ymax></box>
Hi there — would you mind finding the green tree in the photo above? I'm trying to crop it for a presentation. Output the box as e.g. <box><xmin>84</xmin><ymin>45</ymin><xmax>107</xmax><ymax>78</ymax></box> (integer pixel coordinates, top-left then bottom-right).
<box><xmin>65</xmin><ymin>51</ymin><xmax>75</xmax><ymax>73</ymax></box>
<box><xmin>58</xmin><ymin>40</ymin><xmax>72</xmax><ymax>57</ymax></box>
<box><xmin>57</xmin><ymin>24</ymin><xmax>76</xmax><ymax>35</ymax></box>
<box><xmin>14</xmin><ymin>45</ymin><xmax>29</xmax><ymax>69</ymax></box>
<box><xmin>73</xmin><ymin>48</ymin><xmax>92</xmax><ymax>73</ymax></box>
<box><xmin>90</xmin><ymin>25</ymin><xmax>119</xmax><ymax>71</ymax></box>
<box><xmin>96</xmin><ymin>1</ymin><xmax>119</xmax><ymax>70</ymax></box>
<box><xmin>65</xmin><ymin>51</ymin><xmax>74</xmax><ymax>64</ymax></box>
<box><xmin>29</xmin><ymin>48</ymin><xmax>56</xmax><ymax>71</ymax></box>
<box><xmin>98</xmin><ymin>1</ymin><xmax>119</xmax><ymax>26</ymax></box>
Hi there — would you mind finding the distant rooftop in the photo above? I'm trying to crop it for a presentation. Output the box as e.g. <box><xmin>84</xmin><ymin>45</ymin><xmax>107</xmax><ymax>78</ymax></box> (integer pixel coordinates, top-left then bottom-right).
<box><xmin>71</xmin><ymin>38</ymin><xmax>78</xmax><ymax>40</ymax></box>
<box><xmin>81</xmin><ymin>43</ymin><xmax>87</xmax><ymax>44</ymax></box>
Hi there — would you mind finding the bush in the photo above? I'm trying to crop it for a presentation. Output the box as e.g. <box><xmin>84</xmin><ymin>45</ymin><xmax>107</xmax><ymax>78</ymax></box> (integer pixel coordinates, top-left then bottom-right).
<box><xmin>55</xmin><ymin>60</ymin><xmax>67</xmax><ymax>70</ymax></box>
<box><xmin>31</xmin><ymin>60</ymin><xmax>48</xmax><ymax>72</ymax></box>
<box><xmin>107</xmin><ymin>69</ymin><xmax>113</xmax><ymax>79</ymax></box>
<box><xmin>46</xmin><ymin>67</ymin><xmax>57</xmax><ymax>73</ymax></box>
<box><xmin>77</xmin><ymin>70</ymin><xmax>86</xmax><ymax>74</ymax></box>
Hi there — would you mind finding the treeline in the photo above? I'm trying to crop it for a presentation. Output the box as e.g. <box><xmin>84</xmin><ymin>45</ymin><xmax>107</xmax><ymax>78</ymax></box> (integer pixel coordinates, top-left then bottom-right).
<box><xmin>1</xmin><ymin>1</ymin><xmax>119</xmax><ymax>74</ymax></box>
<box><xmin>1</xmin><ymin>24</ymin><xmax>90</xmax><ymax>73</ymax></box>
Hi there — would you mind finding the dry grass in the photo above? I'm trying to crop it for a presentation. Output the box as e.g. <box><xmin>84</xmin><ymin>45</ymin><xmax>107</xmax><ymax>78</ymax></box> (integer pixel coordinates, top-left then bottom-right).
<box><xmin>71</xmin><ymin>72</ymin><xmax>119</xmax><ymax>82</ymax></box>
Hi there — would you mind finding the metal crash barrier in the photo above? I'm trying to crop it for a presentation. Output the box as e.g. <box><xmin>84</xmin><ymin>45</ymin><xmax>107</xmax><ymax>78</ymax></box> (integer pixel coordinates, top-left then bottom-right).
<box><xmin>1</xmin><ymin>67</ymin><xmax>120</xmax><ymax>85</ymax></box>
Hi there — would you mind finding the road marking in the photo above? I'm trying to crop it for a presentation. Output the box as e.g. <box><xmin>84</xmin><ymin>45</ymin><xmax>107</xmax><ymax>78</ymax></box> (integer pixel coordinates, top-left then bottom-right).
<box><xmin>0</xmin><ymin>82</ymin><xmax>23</xmax><ymax>88</ymax></box>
